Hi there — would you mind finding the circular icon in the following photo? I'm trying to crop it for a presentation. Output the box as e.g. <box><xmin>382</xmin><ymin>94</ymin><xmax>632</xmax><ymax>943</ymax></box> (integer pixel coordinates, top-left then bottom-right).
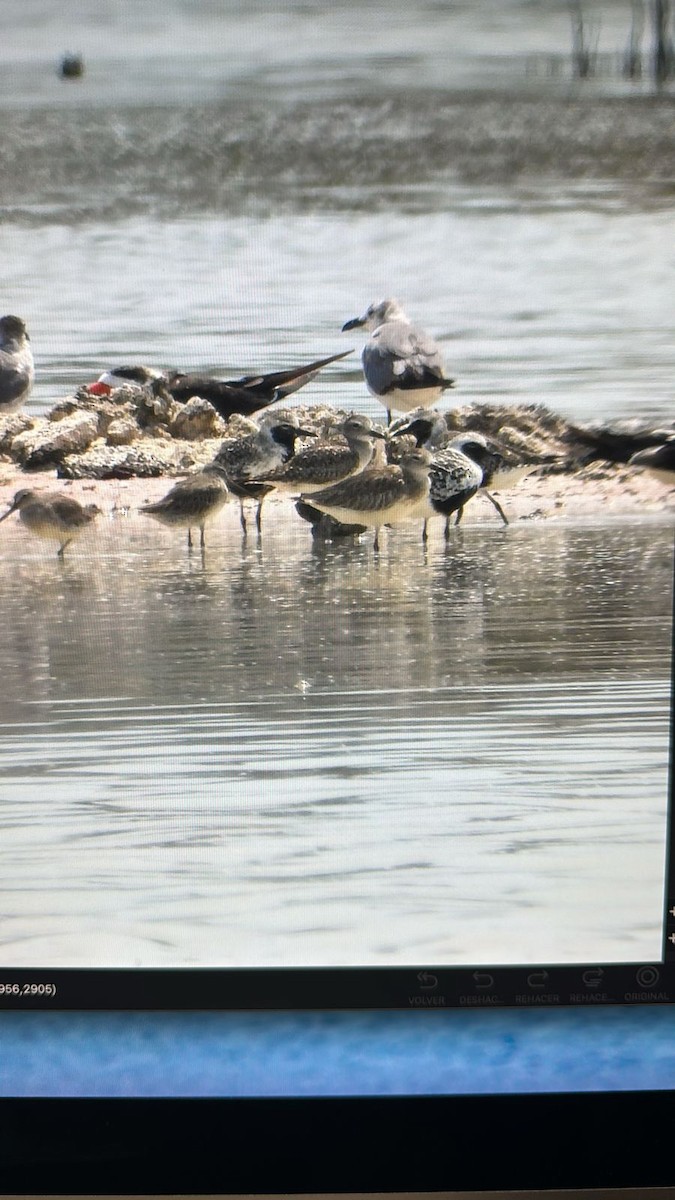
<box><xmin>636</xmin><ymin>965</ymin><xmax>660</xmax><ymax>988</ymax></box>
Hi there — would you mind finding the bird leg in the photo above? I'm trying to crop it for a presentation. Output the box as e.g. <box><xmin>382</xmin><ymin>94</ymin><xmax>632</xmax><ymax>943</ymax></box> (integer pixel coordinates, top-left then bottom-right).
<box><xmin>239</xmin><ymin>501</ymin><xmax>247</xmax><ymax>534</ymax></box>
<box><xmin>485</xmin><ymin>491</ymin><xmax>509</xmax><ymax>525</ymax></box>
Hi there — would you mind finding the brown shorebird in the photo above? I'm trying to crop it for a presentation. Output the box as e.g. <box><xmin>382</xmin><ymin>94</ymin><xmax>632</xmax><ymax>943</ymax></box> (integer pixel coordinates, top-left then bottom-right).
<box><xmin>140</xmin><ymin>464</ymin><xmax>229</xmax><ymax>550</ymax></box>
<box><xmin>255</xmin><ymin>413</ymin><xmax>385</xmax><ymax>494</ymax></box>
<box><xmin>0</xmin><ymin>488</ymin><xmax>100</xmax><ymax>557</ymax></box>
<box><xmin>0</xmin><ymin>315</ymin><xmax>35</xmax><ymax>415</ymax></box>
<box><xmin>214</xmin><ymin>413</ymin><xmax>314</xmax><ymax>533</ymax></box>
<box><xmin>342</xmin><ymin>299</ymin><xmax>454</xmax><ymax>423</ymax></box>
<box><xmin>301</xmin><ymin>446</ymin><xmax>432</xmax><ymax>550</ymax></box>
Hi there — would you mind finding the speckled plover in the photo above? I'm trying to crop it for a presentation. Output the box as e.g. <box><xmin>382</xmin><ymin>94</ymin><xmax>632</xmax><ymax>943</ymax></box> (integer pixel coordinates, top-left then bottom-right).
<box><xmin>256</xmin><ymin>414</ymin><xmax>385</xmax><ymax>494</ymax></box>
<box><xmin>301</xmin><ymin>446</ymin><xmax>432</xmax><ymax>550</ymax></box>
<box><xmin>342</xmin><ymin>299</ymin><xmax>454</xmax><ymax>423</ymax></box>
<box><xmin>393</xmin><ymin>411</ymin><xmax>531</xmax><ymax>527</ymax></box>
<box><xmin>391</xmin><ymin>418</ymin><xmax>483</xmax><ymax>540</ymax></box>
<box><xmin>0</xmin><ymin>316</ymin><xmax>35</xmax><ymax>415</ymax></box>
<box><xmin>214</xmin><ymin>413</ymin><xmax>315</xmax><ymax>532</ymax></box>
<box><xmin>0</xmin><ymin>488</ymin><xmax>100</xmax><ymax>557</ymax></box>
<box><xmin>140</xmin><ymin>464</ymin><xmax>229</xmax><ymax>549</ymax></box>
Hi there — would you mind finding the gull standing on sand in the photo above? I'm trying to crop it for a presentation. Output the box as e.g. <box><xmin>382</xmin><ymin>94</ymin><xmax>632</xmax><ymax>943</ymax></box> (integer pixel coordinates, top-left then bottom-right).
<box><xmin>0</xmin><ymin>316</ymin><xmax>35</xmax><ymax>415</ymax></box>
<box><xmin>0</xmin><ymin>488</ymin><xmax>100</xmax><ymax>557</ymax></box>
<box><xmin>300</xmin><ymin>446</ymin><xmax>432</xmax><ymax>551</ymax></box>
<box><xmin>140</xmin><ymin>464</ymin><xmax>230</xmax><ymax>550</ymax></box>
<box><xmin>342</xmin><ymin>299</ymin><xmax>454</xmax><ymax>423</ymax></box>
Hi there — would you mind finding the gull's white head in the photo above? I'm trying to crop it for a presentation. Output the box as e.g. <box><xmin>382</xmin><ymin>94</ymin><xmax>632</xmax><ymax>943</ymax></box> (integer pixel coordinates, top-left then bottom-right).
<box><xmin>342</xmin><ymin>298</ymin><xmax>408</xmax><ymax>333</ymax></box>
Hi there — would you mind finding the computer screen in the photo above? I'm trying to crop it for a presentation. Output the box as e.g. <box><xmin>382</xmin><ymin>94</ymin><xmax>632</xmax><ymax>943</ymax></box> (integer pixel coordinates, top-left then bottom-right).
<box><xmin>2</xmin><ymin>3</ymin><xmax>675</xmax><ymax>1194</ymax></box>
<box><xmin>1</xmin><ymin>0</ymin><xmax>674</xmax><ymax>1010</ymax></box>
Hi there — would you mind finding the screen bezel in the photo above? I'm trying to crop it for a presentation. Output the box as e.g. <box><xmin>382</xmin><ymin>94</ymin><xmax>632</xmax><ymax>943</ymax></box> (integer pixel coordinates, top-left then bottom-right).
<box><xmin>2</xmin><ymin>1092</ymin><xmax>675</xmax><ymax>1193</ymax></box>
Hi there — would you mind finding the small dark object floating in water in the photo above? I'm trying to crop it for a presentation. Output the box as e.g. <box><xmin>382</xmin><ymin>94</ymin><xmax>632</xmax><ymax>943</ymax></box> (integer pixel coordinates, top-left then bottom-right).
<box><xmin>59</xmin><ymin>53</ymin><xmax>85</xmax><ymax>79</ymax></box>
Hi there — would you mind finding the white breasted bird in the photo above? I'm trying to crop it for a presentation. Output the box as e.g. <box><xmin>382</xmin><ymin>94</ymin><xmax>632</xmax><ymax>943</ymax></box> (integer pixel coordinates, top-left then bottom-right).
<box><xmin>0</xmin><ymin>315</ymin><xmax>35</xmax><ymax>415</ymax></box>
<box><xmin>342</xmin><ymin>299</ymin><xmax>454</xmax><ymax>423</ymax></box>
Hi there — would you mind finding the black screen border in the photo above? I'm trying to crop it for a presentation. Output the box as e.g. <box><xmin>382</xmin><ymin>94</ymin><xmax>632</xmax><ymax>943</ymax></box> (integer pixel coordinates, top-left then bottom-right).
<box><xmin>2</xmin><ymin>1092</ymin><xmax>675</xmax><ymax>1193</ymax></box>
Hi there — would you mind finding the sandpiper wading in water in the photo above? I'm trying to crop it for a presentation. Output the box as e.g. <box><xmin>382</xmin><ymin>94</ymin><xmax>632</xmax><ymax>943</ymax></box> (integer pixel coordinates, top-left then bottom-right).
<box><xmin>0</xmin><ymin>489</ymin><xmax>100</xmax><ymax>557</ymax></box>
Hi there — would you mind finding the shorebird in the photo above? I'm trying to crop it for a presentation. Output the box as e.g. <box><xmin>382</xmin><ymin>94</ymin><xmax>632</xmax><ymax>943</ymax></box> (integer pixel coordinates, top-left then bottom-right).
<box><xmin>0</xmin><ymin>315</ymin><xmax>35</xmax><ymax>415</ymax></box>
<box><xmin>341</xmin><ymin>299</ymin><xmax>454</xmax><ymax>423</ymax></box>
<box><xmin>214</xmin><ymin>413</ymin><xmax>315</xmax><ymax>532</ymax></box>
<box><xmin>255</xmin><ymin>414</ymin><xmax>385</xmax><ymax>494</ymax></box>
<box><xmin>140</xmin><ymin>464</ymin><xmax>229</xmax><ymax>549</ymax></box>
<box><xmin>391</xmin><ymin>418</ymin><xmax>483</xmax><ymax>540</ymax></box>
<box><xmin>393</xmin><ymin>411</ymin><xmax>532</xmax><ymax>528</ymax></box>
<box><xmin>629</xmin><ymin>440</ymin><xmax>675</xmax><ymax>487</ymax></box>
<box><xmin>0</xmin><ymin>488</ymin><xmax>100</xmax><ymax>557</ymax></box>
<box><xmin>87</xmin><ymin>351</ymin><xmax>352</xmax><ymax>422</ymax></box>
<box><xmin>301</xmin><ymin>446</ymin><xmax>432</xmax><ymax>550</ymax></box>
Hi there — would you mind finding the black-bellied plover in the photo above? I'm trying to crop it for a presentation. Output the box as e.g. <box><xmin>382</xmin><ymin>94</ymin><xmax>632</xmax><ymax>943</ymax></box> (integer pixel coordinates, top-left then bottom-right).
<box><xmin>449</xmin><ymin>433</ymin><xmax>526</xmax><ymax>526</ymax></box>
<box><xmin>255</xmin><ymin>414</ymin><xmax>385</xmax><ymax>494</ymax></box>
<box><xmin>342</xmin><ymin>299</ymin><xmax>454</xmax><ymax>423</ymax></box>
<box><xmin>214</xmin><ymin>413</ymin><xmax>314</xmax><ymax>532</ymax></box>
<box><xmin>393</xmin><ymin>411</ymin><xmax>531</xmax><ymax>527</ymax></box>
<box><xmin>301</xmin><ymin>446</ymin><xmax>432</xmax><ymax>550</ymax></box>
<box><xmin>391</xmin><ymin>417</ymin><xmax>483</xmax><ymax>540</ymax></box>
<box><xmin>140</xmin><ymin>464</ymin><xmax>229</xmax><ymax>550</ymax></box>
<box><xmin>629</xmin><ymin>440</ymin><xmax>675</xmax><ymax>487</ymax></box>
<box><xmin>0</xmin><ymin>488</ymin><xmax>100</xmax><ymax>557</ymax></box>
<box><xmin>0</xmin><ymin>316</ymin><xmax>35</xmax><ymax>415</ymax></box>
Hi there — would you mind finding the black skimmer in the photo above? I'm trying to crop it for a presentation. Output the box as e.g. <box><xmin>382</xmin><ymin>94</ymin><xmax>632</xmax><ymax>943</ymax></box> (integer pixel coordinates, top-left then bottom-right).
<box><xmin>342</xmin><ymin>299</ymin><xmax>454</xmax><ymax>423</ymax></box>
<box><xmin>87</xmin><ymin>351</ymin><xmax>352</xmax><ymax>423</ymax></box>
<box><xmin>301</xmin><ymin>446</ymin><xmax>432</xmax><ymax>550</ymax></box>
<box><xmin>87</xmin><ymin>366</ymin><xmax>164</xmax><ymax>394</ymax></box>
<box><xmin>0</xmin><ymin>488</ymin><xmax>100</xmax><ymax>557</ymax></box>
<box><xmin>140</xmin><ymin>464</ymin><xmax>229</xmax><ymax>550</ymax></box>
<box><xmin>0</xmin><ymin>316</ymin><xmax>35</xmax><ymax>415</ymax></box>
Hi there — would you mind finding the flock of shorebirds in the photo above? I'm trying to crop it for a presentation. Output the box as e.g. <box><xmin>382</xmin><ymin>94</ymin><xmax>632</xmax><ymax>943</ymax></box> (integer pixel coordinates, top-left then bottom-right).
<box><xmin>0</xmin><ymin>301</ymin><xmax>671</xmax><ymax>558</ymax></box>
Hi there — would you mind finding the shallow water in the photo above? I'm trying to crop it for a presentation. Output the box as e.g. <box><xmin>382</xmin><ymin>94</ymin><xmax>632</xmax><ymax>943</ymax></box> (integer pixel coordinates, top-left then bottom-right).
<box><xmin>0</xmin><ymin>1</ymin><xmax>673</xmax><ymax>973</ymax></box>
<box><xmin>0</xmin><ymin>515</ymin><xmax>670</xmax><ymax>967</ymax></box>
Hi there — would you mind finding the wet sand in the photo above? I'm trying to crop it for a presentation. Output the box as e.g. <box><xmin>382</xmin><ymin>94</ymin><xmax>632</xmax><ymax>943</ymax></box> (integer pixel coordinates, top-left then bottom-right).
<box><xmin>0</xmin><ymin>459</ymin><xmax>673</xmax><ymax>551</ymax></box>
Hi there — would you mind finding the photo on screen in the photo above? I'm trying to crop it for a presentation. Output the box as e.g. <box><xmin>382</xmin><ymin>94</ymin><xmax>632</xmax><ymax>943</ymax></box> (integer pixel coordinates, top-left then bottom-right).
<box><xmin>0</xmin><ymin>0</ymin><xmax>673</xmax><ymax>1002</ymax></box>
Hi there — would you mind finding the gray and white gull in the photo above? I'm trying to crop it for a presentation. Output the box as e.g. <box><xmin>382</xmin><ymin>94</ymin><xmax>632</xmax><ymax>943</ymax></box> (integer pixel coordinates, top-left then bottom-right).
<box><xmin>0</xmin><ymin>316</ymin><xmax>35</xmax><ymax>415</ymax></box>
<box><xmin>342</xmin><ymin>299</ymin><xmax>454</xmax><ymax>423</ymax></box>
